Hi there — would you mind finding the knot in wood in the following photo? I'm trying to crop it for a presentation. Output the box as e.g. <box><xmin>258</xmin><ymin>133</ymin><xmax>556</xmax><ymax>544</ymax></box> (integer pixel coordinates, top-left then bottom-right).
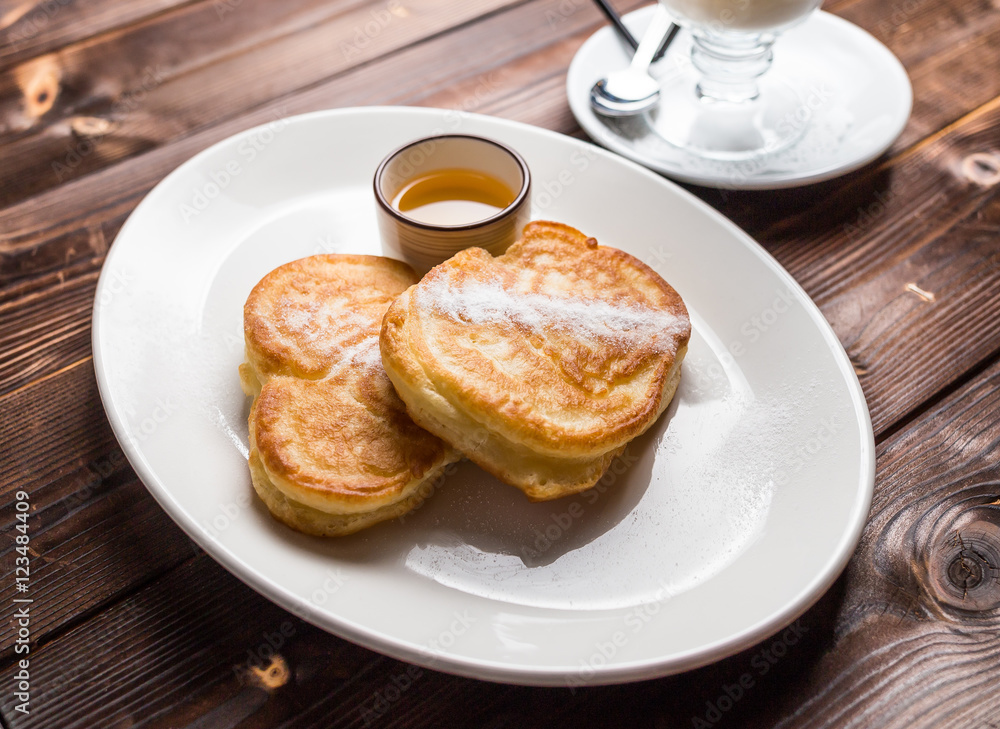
<box><xmin>947</xmin><ymin>550</ymin><xmax>984</xmax><ymax>591</ymax></box>
<box><xmin>248</xmin><ymin>655</ymin><xmax>290</xmax><ymax>690</ymax></box>
<box><xmin>926</xmin><ymin>519</ymin><xmax>1000</xmax><ymax>613</ymax></box>
<box><xmin>961</xmin><ymin>153</ymin><xmax>1000</xmax><ymax>187</ymax></box>
<box><xmin>70</xmin><ymin>116</ymin><xmax>116</xmax><ymax>138</ymax></box>
<box><xmin>14</xmin><ymin>55</ymin><xmax>61</xmax><ymax>120</ymax></box>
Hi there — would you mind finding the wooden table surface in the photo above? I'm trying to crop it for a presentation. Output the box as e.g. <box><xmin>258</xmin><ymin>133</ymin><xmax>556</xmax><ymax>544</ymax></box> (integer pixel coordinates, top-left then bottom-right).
<box><xmin>2</xmin><ymin>0</ymin><xmax>1000</xmax><ymax>726</ymax></box>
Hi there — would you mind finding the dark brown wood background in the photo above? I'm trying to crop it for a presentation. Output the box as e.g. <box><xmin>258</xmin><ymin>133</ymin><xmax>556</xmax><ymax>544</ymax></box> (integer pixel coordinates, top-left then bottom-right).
<box><xmin>1</xmin><ymin>0</ymin><xmax>999</xmax><ymax>726</ymax></box>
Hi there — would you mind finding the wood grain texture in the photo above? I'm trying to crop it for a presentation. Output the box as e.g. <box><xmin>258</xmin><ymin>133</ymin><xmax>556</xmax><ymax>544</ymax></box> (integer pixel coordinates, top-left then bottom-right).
<box><xmin>0</xmin><ymin>0</ymin><xmax>624</xmax><ymax>286</ymax></box>
<box><xmin>736</xmin><ymin>354</ymin><xmax>1000</xmax><ymax>728</ymax></box>
<box><xmin>4</xmin><ymin>64</ymin><xmax>997</xmax><ymax>436</ymax></box>
<box><xmin>758</xmin><ymin>99</ymin><xmax>1000</xmax><ymax>433</ymax></box>
<box><xmin>1</xmin><ymin>0</ymin><xmax>999</xmax><ymax>726</ymax></box>
<box><xmin>0</xmin><ymin>0</ymin><xmax>199</xmax><ymax>69</ymax></box>
<box><xmin>0</xmin><ymin>471</ymin><xmax>197</xmax><ymax>663</ymax></box>
<box><xmin>0</xmin><ymin>265</ymin><xmax>96</xmax><ymax>395</ymax></box>
<box><xmin>0</xmin><ymin>0</ymin><xmax>522</xmax><ymax>206</ymax></box>
<box><xmin>2</xmin><ymin>0</ymin><xmax>997</xmax><ymax>213</ymax></box>
<box><xmin>0</xmin><ymin>0</ymin><xmax>1000</xmax><ymax>263</ymax></box>
<box><xmin>0</xmin><ymin>359</ymin><xmax>110</xmax><ymax>496</ymax></box>
<box><xmin>0</xmin><ymin>554</ymin><xmax>524</xmax><ymax>728</ymax></box>
<box><xmin>0</xmin><ymin>361</ymin><xmax>198</xmax><ymax>660</ymax></box>
<box><xmin>0</xmin><ymin>0</ymin><xmax>629</xmax><ymax>656</ymax></box>
<box><xmin>6</xmin><ymin>343</ymin><xmax>997</xmax><ymax>729</ymax></box>
<box><xmin>0</xmin><ymin>0</ymin><xmax>987</xmax><ymax>281</ymax></box>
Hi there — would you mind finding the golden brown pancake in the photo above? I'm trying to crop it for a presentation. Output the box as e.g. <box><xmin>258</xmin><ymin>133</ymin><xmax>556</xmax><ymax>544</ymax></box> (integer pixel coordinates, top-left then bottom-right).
<box><xmin>380</xmin><ymin>221</ymin><xmax>691</xmax><ymax>501</ymax></box>
<box><xmin>241</xmin><ymin>254</ymin><xmax>459</xmax><ymax>536</ymax></box>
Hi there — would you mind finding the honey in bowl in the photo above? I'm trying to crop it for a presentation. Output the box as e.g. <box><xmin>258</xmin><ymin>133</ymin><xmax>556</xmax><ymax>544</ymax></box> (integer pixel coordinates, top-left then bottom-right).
<box><xmin>392</xmin><ymin>168</ymin><xmax>516</xmax><ymax>226</ymax></box>
<box><xmin>373</xmin><ymin>134</ymin><xmax>531</xmax><ymax>274</ymax></box>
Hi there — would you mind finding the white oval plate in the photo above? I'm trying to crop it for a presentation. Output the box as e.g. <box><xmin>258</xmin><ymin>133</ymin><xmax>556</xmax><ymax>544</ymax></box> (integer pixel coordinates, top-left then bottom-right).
<box><xmin>568</xmin><ymin>7</ymin><xmax>912</xmax><ymax>189</ymax></box>
<box><xmin>93</xmin><ymin>107</ymin><xmax>874</xmax><ymax>686</ymax></box>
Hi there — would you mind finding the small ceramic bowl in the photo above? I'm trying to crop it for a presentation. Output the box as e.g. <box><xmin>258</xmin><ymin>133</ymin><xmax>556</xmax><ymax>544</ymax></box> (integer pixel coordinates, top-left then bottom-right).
<box><xmin>374</xmin><ymin>134</ymin><xmax>531</xmax><ymax>273</ymax></box>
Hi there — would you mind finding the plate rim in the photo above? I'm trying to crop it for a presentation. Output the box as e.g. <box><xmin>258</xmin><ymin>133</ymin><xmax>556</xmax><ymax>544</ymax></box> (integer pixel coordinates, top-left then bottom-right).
<box><xmin>92</xmin><ymin>105</ymin><xmax>875</xmax><ymax>685</ymax></box>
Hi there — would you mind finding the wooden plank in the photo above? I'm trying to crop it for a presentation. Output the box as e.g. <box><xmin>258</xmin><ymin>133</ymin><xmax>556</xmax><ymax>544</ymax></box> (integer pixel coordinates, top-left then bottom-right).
<box><xmin>0</xmin><ymin>0</ymin><xmax>621</xmax><ymax>285</ymax></box>
<box><xmin>4</xmin><ymin>0</ymin><xmax>997</xmax><ymax>283</ymax></box>
<box><xmin>0</xmin><ymin>266</ymin><xmax>96</xmax><ymax>395</ymax></box>
<box><xmin>0</xmin><ymin>554</ymin><xmax>522</xmax><ymax>728</ymax></box>
<box><xmin>0</xmin><ymin>0</ymin><xmax>522</xmax><ymax>207</ymax></box>
<box><xmin>906</xmin><ymin>25</ymin><xmax>1000</xmax><ymax>147</ymax></box>
<box><xmin>747</xmin><ymin>99</ymin><xmax>1000</xmax><ymax>432</ymax></box>
<box><xmin>724</xmin><ymin>353</ymin><xmax>1000</xmax><ymax>727</ymax></box>
<box><xmin>5</xmin><ymin>59</ymin><xmax>999</xmax><ymax>439</ymax></box>
<box><xmin>0</xmin><ymin>471</ymin><xmax>197</xmax><ymax>663</ymax></box>
<box><xmin>0</xmin><ymin>4</ymin><xmax>994</xmax><ymax>672</ymax></box>
<box><xmin>2</xmin><ymin>0</ymin><xmax>996</xmax><ymax>289</ymax></box>
<box><xmin>818</xmin><ymin>194</ymin><xmax>1000</xmax><ymax>432</ymax></box>
<box><xmin>0</xmin><ymin>360</ymin><xmax>199</xmax><ymax>660</ymax></box>
<box><xmin>0</xmin><ymin>0</ymin><xmax>629</xmax><ymax>401</ymax></box>
<box><xmin>0</xmin><ymin>359</ymin><xmax>111</xmax><ymax>495</ymax></box>
<box><xmin>414</xmin><ymin>34</ymin><xmax>584</xmax><ymax>134</ymax></box>
<box><xmin>839</xmin><ymin>0</ymin><xmax>997</xmax><ymax>69</ymax></box>
<box><xmin>0</xmin><ymin>0</ymin><xmax>198</xmax><ymax>70</ymax></box>
<box><xmin>3</xmin><ymin>0</ymin><xmax>998</xmax><ymax>213</ymax></box>
<box><xmin>6</xmin><ymin>360</ymin><xmax>999</xmax><ymax>728</ymax></box>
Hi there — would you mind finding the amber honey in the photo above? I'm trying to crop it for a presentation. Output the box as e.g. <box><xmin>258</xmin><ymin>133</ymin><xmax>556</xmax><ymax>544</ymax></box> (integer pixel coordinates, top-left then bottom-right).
<box><xmin>392</xmin><ymin>168</ymin><xmax>516</xmax><ymax>225</ymax></box>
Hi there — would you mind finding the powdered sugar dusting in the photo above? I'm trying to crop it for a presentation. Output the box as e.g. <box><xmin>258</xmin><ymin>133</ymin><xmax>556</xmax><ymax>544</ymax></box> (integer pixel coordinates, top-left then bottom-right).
<box><xmin>282</xmin><ymin>305</ymin><xmax>318</xmax><ymax>334</ymax></box>
<box><xmin>327</xmin><ymin>334</ymin><xmax>381</xmax><ymax>378</ymax></box>
<box><xmin>351</xmin><ymin>336</ymin><xmax>383</xmax><ymax>370</ymax></box>
<box><xmin>416</xmin><ymin>276</ymin><xmax>687</xmax><ymax>350</ymax></box>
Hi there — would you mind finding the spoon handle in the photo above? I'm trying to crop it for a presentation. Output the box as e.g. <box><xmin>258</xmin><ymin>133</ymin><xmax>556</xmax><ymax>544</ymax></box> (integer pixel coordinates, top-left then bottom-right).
<box><xmin>590</xmin><ymin>0</ymin><xmax>640</xmax><ymax>50</ymax></box>
<box><xmin>630</xmin><ymin>4</ymin><xmax>674</xmax><ymax>72</ymax></box>
<box><xmin>590</xmin><ymin>0</ymin><xmax>677</xmax><ymax>61</ymax></box>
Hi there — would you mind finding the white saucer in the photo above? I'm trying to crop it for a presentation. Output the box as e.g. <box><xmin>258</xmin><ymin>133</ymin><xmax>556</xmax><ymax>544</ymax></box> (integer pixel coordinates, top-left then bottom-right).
<box><xmin>567</xmin><ymin>7</ymin><xmax>912</xmax><ymax>189</ymax></box>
